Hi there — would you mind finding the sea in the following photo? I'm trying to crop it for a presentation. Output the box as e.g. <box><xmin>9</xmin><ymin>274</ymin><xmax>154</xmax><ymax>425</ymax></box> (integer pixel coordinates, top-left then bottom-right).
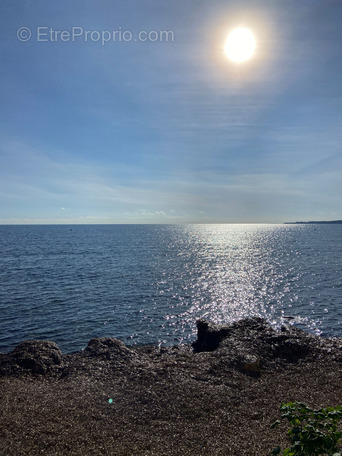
<box><xmin>0</xmin><ymin>224</ymin><xmax>341</xmax><ymax>354</ymax></box>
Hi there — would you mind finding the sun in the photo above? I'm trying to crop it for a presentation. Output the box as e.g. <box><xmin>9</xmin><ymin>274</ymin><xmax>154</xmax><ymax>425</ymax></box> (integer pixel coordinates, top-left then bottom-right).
<box><xmin>224</xmin><ymin>28</ymin><xmax>256</xmax><ymax>63</ymax></box>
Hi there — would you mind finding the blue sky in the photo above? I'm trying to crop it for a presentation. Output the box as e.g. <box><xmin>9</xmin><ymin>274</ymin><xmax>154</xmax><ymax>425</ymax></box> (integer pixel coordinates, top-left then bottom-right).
<box><xmin>0</xmin><ymin>0</ymin><xmax>341</xmax><ymax>224</ymax></box>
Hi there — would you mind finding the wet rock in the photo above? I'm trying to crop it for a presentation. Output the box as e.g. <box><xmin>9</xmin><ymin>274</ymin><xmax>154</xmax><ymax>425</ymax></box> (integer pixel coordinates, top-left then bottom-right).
<box><xmin>0</xmin><ymin>340</ymin><xmax>62</xmax><ymax>375</ymax></box>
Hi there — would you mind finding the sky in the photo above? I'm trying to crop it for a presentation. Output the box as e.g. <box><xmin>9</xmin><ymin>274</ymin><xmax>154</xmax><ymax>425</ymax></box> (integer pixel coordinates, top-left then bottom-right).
<box><xmin>0</xmin><ymin>0</ymin><xmax>341</xmax><ymax>224</ymax></box>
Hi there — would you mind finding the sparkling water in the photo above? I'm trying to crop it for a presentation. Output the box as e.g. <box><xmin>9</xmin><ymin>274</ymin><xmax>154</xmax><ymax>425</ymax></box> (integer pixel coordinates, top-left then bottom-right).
<box><xmin>0</xmin><ymin>224</ymin><xmax>341</xmax><ymax>353</ymax></box>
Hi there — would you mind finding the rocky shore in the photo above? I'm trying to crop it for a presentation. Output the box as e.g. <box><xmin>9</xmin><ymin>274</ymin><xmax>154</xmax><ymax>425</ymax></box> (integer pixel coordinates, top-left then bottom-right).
<box><xmin>1</xmin><ymin>317</ymin><xmax>341</xmax><ymax>455</ymax></box>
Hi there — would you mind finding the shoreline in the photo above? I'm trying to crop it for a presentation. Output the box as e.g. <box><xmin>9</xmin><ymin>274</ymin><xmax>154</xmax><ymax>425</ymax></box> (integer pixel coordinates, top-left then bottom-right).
<box><xmin>1</xmin><ymin>315</ymin><xmax>339</xmax><ymax>357</ymax></box>
<box><xmin>1</xmin><ymin>317</ymin><xmax>341</xmax><ymax>455</ymax></box>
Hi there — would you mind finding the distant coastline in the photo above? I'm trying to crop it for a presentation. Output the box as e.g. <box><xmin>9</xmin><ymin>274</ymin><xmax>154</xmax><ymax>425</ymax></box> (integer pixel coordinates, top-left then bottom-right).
<box><xmin>285</xmin><ymin>220</ymin><xmax>342</xmax><ymax>224</ymax></box>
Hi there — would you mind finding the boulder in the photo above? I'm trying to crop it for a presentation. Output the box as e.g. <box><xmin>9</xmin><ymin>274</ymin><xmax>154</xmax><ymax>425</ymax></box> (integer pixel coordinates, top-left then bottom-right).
<box><xmin>0</xmin><ymin>340</ymin><xmax>62</xmax><ymax>375</ymax></box>
<box><xmin>85</xmin><ymin>337</ymin><xmax>138</xmax><ymax>362</ymax></box>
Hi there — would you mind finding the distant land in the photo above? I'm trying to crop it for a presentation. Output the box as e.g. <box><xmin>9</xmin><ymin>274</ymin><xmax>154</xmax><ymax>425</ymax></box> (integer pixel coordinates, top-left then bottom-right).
<box><xmin>285</xmin><ymin>220</ymin><xmax>342</xmax><ymax>224</ymax></box>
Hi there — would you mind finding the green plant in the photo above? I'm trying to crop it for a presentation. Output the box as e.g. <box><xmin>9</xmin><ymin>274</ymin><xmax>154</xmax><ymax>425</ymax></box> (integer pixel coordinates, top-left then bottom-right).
<box><xmin>270</xmin><ymin>401</ymin><xmax>342</xmax><ymax>456</ymax></box>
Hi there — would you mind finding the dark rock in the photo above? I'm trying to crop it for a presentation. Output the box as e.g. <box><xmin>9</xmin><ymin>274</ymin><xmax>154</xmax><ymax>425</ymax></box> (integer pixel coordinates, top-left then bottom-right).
<box><xmin>192</xmin><ymin>317</ymin><xmax>270</xmax><ymax>353</ymax></box>
<box><xmin>271</xmin><ymin>338</ymin><xmax>310</xmax><ymax>362</ymax></box>
<box><xmin>192</xmin><ymin>320</ymin><xmax>231</xmax><ymax>352</ymax></box>
<box><xmin>191</xmin><ymin>317</ymin><xmax>340</xmax><ymax>370</ymax></box>
<box><xmin>0</xmin><ymin>340</ymin><xmax>62</xmax><ymax>375</ymax></box>
<box><xmin>85</xmin><ymin>337</ymin><xmax>140</xmax><ymax>363</ymax></box>
<box><xmin>84</xmin><ymin>337</ymin><xmax>147</xmax><ymax>369</ymax></box>
<box><xmin>225</xmin><ymin>317</ymin><xmax>271</xmax><ymax>335</ymax></box>
<box><xmin>1</xmin><ymin>318</ymin><xmax>341</xmax><ymax>381</ymax></box>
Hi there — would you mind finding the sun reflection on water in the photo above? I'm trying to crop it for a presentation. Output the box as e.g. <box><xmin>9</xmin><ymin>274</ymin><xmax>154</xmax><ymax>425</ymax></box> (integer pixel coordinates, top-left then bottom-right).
<box><xmin>157</xmin><ymin>224</ymin><xmax>323</xmax><ymax>345</ymax></box>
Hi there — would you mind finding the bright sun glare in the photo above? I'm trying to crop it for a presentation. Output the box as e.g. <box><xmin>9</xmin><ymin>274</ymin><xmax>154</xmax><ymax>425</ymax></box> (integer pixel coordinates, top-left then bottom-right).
<box><xmin>224</xmin><ymin>28</ymin><xmax>256</xmax><ymax>63</ymax></box>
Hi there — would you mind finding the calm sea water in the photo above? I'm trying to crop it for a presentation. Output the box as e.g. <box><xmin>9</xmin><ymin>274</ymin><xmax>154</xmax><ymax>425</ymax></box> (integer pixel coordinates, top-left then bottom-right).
<box><xmin>0</xmin><ymin>224</ymin><xmax>341</xmax><ymax>353</ymax></box>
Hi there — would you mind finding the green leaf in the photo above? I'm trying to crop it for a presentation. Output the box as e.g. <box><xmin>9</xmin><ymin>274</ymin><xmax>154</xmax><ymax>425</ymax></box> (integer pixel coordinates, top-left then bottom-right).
<box><xmin>282</xmin><ymin>449</ymin><xmax>294</xmax><ymax>456</ymax></box>
<box><xmin>271</xmin><ymin>402</ymin><xmax>342</xmax><ymax>456</ymax></box>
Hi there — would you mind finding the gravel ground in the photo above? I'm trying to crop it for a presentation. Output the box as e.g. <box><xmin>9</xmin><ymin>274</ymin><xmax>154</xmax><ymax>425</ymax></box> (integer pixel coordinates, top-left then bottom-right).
<box><xmin>0</xmin><ymin>318</ymin><xmax>341</xmax><ymax>456</ymax></box>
